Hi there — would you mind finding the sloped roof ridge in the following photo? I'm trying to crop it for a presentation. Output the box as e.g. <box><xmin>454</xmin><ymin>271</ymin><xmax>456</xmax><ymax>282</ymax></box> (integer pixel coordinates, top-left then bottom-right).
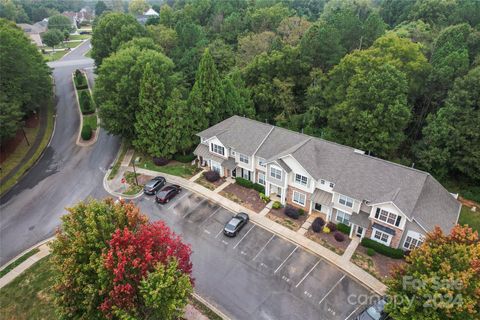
<box><xmin>354</xmin><ymin>152</ymin><xmax>431</xmax><ymax>177</ymax></box>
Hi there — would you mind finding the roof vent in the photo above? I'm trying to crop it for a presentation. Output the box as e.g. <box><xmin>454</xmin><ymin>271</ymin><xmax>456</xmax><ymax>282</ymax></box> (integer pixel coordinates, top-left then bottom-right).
<box><xmin>353</xmin><ymin>149</ymin><xmax>365</xmax><ymax>154</ymax></box>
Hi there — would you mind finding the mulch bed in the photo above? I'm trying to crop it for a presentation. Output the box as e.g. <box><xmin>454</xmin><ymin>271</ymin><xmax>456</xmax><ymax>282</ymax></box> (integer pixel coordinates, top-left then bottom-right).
<box><xmin>352</xmin><ymin>246</ymin><xmax>406</xmax><ymax>282</ymax></box>
<box><xmin>305</xmin><ymin>227</ymin><xmax>351</xmax><ymax>255</ymax></box>
<box><xmin>0</xmin><ymin>114</ymin><xmax>39</xmax><ymax>163</ymax></box>
<box><xmin>195</xmin><ymin>175</ymin><xmax>225</xmax><ymax>190</ymax></box>
<box><xmin>266</xmin><ymin>207</ymin><xmax>309</xmax><ymax>231</ymax></box>
<box><xmin>219</xmin><ymin>183</ymin><xmax>266</xmax><ymax>213</ymax></box>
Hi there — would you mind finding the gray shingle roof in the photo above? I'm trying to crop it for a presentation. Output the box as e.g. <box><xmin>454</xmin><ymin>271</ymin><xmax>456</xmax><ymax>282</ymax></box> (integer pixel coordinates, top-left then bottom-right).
<box><xmin>196</xmin><ymin>116</ymin><xmax>460</xmax><ymax>230</ymax></box>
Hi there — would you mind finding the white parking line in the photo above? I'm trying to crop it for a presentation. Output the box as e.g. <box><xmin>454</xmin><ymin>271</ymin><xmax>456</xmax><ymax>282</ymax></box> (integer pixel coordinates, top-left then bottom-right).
<box><xmin>318</xmin><ymin>274</ymin><xmax>346</xmax><ymax>305</ymax></box>
<box><xmin>198</xmin><ymin>207</ymin><xmax>221</xmax><ymax>227</ymax></box>
<box><xmin>252</xmin><ymin>234</ymin><xmax>275</xmax><ymax>261</ymax></box>
<box><xmin>274</xmin><ymin>246</ymin><xmax>298</xmax><ymax>273</ymax></box>
<box><xmin>295</xmin><ymin>260</ymin><xmax>320</xmax><ymax>288</ymax></box>
<box><xmin>345</xmin><ymin>304</ymin><xmax>363</xmax><ymax>320</ymax></box>
<box><xmin>166</xmin><ymin>192</ymin><xmax>189</xmax><ymax>210</ymax></box>
<box><xmin>233</xmin><ymin>225</ymin><xmax>255</xmax><ymax>249</ymax></box>
<box><xmin>214</xmin><ymin>228</ymin><xmax>224</xmax><ymax>238</ymax></box>
<box><xmin>181</xmin><ymin>199</ymin><xmax>207</xmax><ymax>218</ymax></box>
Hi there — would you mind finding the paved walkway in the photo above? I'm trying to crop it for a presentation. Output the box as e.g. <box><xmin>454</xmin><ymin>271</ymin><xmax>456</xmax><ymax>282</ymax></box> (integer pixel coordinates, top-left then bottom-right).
<box><xmin>115</xmin><ymin>166</ymin><xmax>387</xmax><ymax>295</ymax></box>
<box><xmin>189</xmin><ymin>169</ymin><xmax>205</xmax><ymax>182</ymax></box>
<box><xmin>259</xmin><ymin>200</ymin><xmax>273</xmax><ymax>216</ymax></box>
<box><xmin>342</xmin><ymin>237</ymin><xmax>360</xmax><ymax>262</ymax></box>
<box><xmin>213</xmin><ymin>179</ymin><xmax>232</xmax><ymax>193</ymax></box>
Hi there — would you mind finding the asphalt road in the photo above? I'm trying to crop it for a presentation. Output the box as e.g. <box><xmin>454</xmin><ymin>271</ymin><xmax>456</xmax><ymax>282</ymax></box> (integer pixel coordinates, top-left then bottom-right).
<box><xmin>0</xmin><ymin>40</ymin><xmax>120</xmax><ymax>265</ymax></box>
<box><xmin>135</xmin><ymin>189</ymin><xmax>375</xmax><ymax>320</ymax></box>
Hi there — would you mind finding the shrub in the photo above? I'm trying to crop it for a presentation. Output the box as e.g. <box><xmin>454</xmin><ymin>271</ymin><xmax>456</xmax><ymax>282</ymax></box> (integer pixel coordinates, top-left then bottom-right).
<box><xmin>337</xmin><ymin>223</ymin><xmax>351</xmax><ymax>235</ymax></box>
<box><xmin>204</xmin><ymin>170</ymin><xmax>220</xmax><ymax>182</ymax></box>
<box><xmin>74</xmin><ymin>70</ymin><xmax>88</xmax><ymax>89</ymax></box>
<box><xmin>322</xmin><ymin>226</ymin><xmax>331</xmax><ymax>233</ymax></box>
<box><xmin>284</xmin><ymin>206</ymin><xmax>300</xmax><ymax>219</ymax></box>
<box><xmin>259</xmin><ymin>193</ymin><xmax>270</xmax><ymax>203</ymax></box>
<box><xmin>366</xmin><ymin>248</ymin><xmax>376</xmax><ymax>256</ymax></box>
<box><xmin>252</xmin><ymin>183</ymin><xmax>265</xmax><ymax>194</ymax></box>
<box><xmin>361</xmin><ymin>238</ymin><xmax>404</xmax><ymax>259</ymax></box>
<box><xmin>81</xmin><ymin>124</ymin><xmax>92</xmax><ymax>140</ymax></box>
<box><xmin>327</xmin><ymin>222</ymin><xmax>337</xmax><ymax>232</ymax></box>
<box><xmin>298</xmin><ymin>209</ymin><xmax>305</xmax><ymax>216</ymax></box>
<box><xmin>272</xmin><ymin>201</ymin><xmax>282</xmax><ymax>209</ymax></box>
<box><xmin>311</xmin><ymin>217</ymin><xmax>325</xmax><ymax>233</ymax></box>
<box><xmin>173</xmin><ymin>153</ymin><xmax>196</xmax><ymax>163</ymax></box>
<box><xmin>235</xmin><ymin>177</ymin><xmax>265</xmax><ymax>193</ymax></box>
<box><xmin>153</xmin><ymin>157</ymin><xmax>169</xmax><ymax>166</ymax></box>
<box><xmin>333</xmin><ymin>231</ymin><xmax>345</xmax><ymax>242</ymax></box>
<box><xmin>79</xmin><ymin>90</ymin><xmax>94</xmax><ymax>114</ymax></box>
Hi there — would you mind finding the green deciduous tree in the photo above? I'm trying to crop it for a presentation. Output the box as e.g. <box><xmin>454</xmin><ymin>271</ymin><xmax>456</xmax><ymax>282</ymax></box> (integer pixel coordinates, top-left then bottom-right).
<box><xmin>41</xmin><ymin>28</ymin><xmax>63</xmax><ymax>50</ymax></box>
<box><xmin>128</xmin><ymin>0</ymin><xmax>149</xmax><ymax>15</ymax></box>
<box><xmin>147</xmin><ymin>24</ymin><xmax>178</xmax><ymax>55</ymax></box>
<box><xmin>236</xmin><ymin>31</ymin><xmax>276</xmax><ymax>67</ymax></box>
<box><xmin>415</xmin><ymin>66</ymin><xmax>480</xmax><ymax>182</ymax></box>
<box><xmin>247</xmin><ymin>3</ymin><xmax>292</xmax><ymax>32</ymax></box>
<box><xmin>385</xmin><ymin>225</ymin><xmax>480</xmax><ymax>320</ymax></box>
<box><xmin>47</xmin><ymin>14</ymin><xmax>72</xmax><ymax>33</ymax></box>
<box><xmin>95</xmin><ymin>0</ymin><xmax>108</xmax><ymax>16</ymax></box>
<box><xmin>91</xmin><ymin>12</ymin><xmax>145</xmax><ymax>66</ymax></box>
<box><xmin>0</xmin><ymin>96</ymin><xmax>22</xmax><ymax>140</ymax></box>
<box><xmin>187</xmin><ymin>48</ymin><xmax>224</xmax><ymax>128</ymax></box>
<box><xmin>50</xmin><ymin>199</ymin><xmax>148</xmax><ymax>319</ymax></box>
<box><xmin>277</xmin><ymin>16</ymin><xmax>311</xmax><ymax>46</ymax></box>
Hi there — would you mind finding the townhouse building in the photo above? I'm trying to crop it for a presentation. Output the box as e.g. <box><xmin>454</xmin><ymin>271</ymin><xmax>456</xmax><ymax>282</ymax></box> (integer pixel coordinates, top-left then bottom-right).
<box><xmin>193</xmin><ymin>116</ymin><xmax>461</xmax><ymax>250</ymax></box>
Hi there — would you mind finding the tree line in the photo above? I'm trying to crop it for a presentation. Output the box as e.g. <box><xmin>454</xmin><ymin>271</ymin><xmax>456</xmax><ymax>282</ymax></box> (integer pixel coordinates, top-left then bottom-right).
<box><xmin>91</xmin><ymin>0</ymin><xmax>480</xmax><ymax>194</ymax></box>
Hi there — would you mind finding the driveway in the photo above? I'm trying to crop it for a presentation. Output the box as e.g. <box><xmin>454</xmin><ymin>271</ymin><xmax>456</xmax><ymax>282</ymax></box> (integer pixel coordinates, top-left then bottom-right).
<box><xmin>136</xmin><ymin>188</ymin><xmax>375</xmax><ymax>320</ymax></box>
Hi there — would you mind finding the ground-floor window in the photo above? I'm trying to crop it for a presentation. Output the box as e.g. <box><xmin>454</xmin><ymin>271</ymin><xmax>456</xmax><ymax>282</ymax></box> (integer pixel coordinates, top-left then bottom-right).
<box><xmin>403</xmin><ymin>232</ymin><xmax>424</xmax><ymax>250</ymax></box>
<box><xmin>241</xmin><ymin>169</ymin><xmax>251</xmax><ymax>180</ymax></box>
<box><xmin>314</xmin><ymin>203</ymin><xmax>322</xmax><ymax>212</ymax></box>
<box><xmin>335</xmin><ymin>209</ymin><xmax>351</xmax><ymax>225</ymax></box>
<box><xmin>292</xmin><ymin>191</ymin><xmax>306</xmax><ymax>206</ymax></box>
<box><xmin>372</xmin><ymin>229</ymin><xmax>391</xmax><ymax>246</ymax></box>
<box><xmin>258</xmin><ymin>172</ymin><xmax>265</xmax><ymax>185</ymax></box>
<box><xmin>211</xmin><ymin>161</ymin><xmax>222</xmax><ymax>174</ymax></box>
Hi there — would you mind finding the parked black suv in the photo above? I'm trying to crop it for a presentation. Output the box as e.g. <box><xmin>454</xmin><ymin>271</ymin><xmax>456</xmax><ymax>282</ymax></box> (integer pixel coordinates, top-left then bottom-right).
<box><xmin>143</xmin><ymin>176</ymin><xmax>166</xmax><ymax>195</ymax></box>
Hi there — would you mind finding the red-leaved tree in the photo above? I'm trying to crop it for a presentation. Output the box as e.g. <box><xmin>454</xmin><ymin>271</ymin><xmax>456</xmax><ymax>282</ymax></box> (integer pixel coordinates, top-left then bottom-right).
<box><xmin>100</xmin><ymin>221</ymin><xmax>193</xmax><ymax>318</ymax></box>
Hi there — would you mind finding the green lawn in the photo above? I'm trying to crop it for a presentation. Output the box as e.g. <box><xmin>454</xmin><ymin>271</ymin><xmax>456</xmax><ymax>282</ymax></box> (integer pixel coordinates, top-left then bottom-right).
<box><xmin>459</xmin><ymin>205</ymin><xmax>480</xmax><ymax>232</ymax></box>
<box><xmin>0</xmin><ymin>248</ymin><xmax>40</xmax><ymax>278</ymax></box>
<box><xmin>108</xmin><ymin>140</ymin><xmax>129</xmax><ymax>180</ymax></box>
<box><xmin>83</xmin><ymin>114</ymin><xmax>97</xmax><ymax>130</ymax></box>
<box><xmin>84</xmin><ymin>49</ymin><xmax>92</xmax><ymax>58</ymax></box>
<box><xmin>136</xmin><ymin>154</ymin><xmax>200</xmax><ymax>178</ymax></box>
<box><xmin>69</xmin><ymin>34</ymin><xmax>90</xmax><ymax>41</ymax></box>
<box><xmin>0</xmin><ymin>256</ymin><xmax>56</xmax><ymax>320</ymax></box>
<box><xmin>42</xmin><ymin>50</ymin><xmax>67</xmax><ymax>62</ymax></box>
<box><xmin>44</xmin><ymin>41</ymin><xmax>82</xmax><ymax>50</ymax></box>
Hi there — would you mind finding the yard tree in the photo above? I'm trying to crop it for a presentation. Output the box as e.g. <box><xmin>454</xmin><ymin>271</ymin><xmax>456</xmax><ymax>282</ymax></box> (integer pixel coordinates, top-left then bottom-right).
<box><xmin>94</xmin><ymin>47</ymin><xmax>177</xmax><ymax>140</ymax></box>
<box><xmin>133</xmin><ymin>63</ymin><xmax>169</xmax><ymax>157</ymax></box>
<box><xmin>41</xmin><ymin>29</ymin><xmax>63</xmax><ymax>51</ymax></box>
<box><xmin>91</xmin><ymin>12</ymin><xmax>145</xmax><ymax>66</ymax></box>
<box><xmin>50</xmin><ymin>199</ymin><xmax>148</xmax><ymax>319</ymax></box>
<box><xmin>221</xmin><ymin>68</ymin><xmax>255</xmax><ymax>119</ymax></box>
<box><xmin>128</xmin><ymin>0</ymin><xmax>149</xmax><ymax>15</ymax></box>
<box><xmin>99</xmin><ymin>221</ymin><xmax>193</xmax><ymax>319</ymax></box>
<box><xmin>0</xmin><ymin>18</ymin><xmax>51</xmax><ymax>140</ymax></box>
<box><xmin>147</xmin><ymin>24</ymin><xmax>178</xmax><ymax>55</ymax></box>
<box><xmin>415</xmin><ymin>66</ymin><xmax>480</xmax><ymax>182</ymax></box>
<box><xmin>236</xmin><ymin>31</ymin><xmax>276</xmax><ymax>67</ymax></box>
<box><xmin>95</xmin><ymin>0</ymin><xmax>108</xmax><ymax>16</ymax></box>
<box><xmin>47</xmin><ymin>14</ymin><xmax>72</xmax><ymax>33</ymax></box>
<box><xmin>385</xmin><ymin>225</ymin><xmax>480</xmax><ymax>320</ymax></box>
<box><xmin>187</xmin><ymin>48</ymin><xmax>224</xmax><ymax>128</ymax></box>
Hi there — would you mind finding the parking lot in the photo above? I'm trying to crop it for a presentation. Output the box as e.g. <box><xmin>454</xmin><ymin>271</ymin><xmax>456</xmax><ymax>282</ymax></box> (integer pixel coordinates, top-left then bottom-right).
<box><xmin>138</xmin><ymin>189</ymin><xmax>375</xmax><ymax>320</ymax></box>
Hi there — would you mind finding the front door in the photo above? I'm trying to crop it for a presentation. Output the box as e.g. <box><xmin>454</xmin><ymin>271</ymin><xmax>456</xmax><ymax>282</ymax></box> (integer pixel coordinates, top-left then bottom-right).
<box><xmin>232</xmin><ymin>168</ymin><xmax>236</xmax><ymax>177</ymax></box>
<box><xmin>356</xmin><ymin>226</ymin><xmax>364</xmax><ymax>238</ymax></box>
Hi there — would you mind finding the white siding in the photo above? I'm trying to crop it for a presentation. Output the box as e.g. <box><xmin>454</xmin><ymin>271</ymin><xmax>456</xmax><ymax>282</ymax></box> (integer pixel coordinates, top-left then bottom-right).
<box><xmin>207</xmin><ymin>137</ymin><xmax>228</xmax><ymax>158</ymax></box>
<box><xmin>281</xmin><ymin>156</ymin><xmax>315</xmax><ymax>193</ymax></box>
<box><xmin>332</xmin><ymin>192</ymin><xmax>360</xmax><ymax>214</ymax></box>
<box><xmin>369</xmin><ymin>202</ymin><xmax>408</xmax><ymax>230</ymax></box>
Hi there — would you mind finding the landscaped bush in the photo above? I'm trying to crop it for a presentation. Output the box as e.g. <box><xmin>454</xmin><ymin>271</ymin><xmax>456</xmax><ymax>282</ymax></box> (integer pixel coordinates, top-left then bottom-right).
<box><xmin>259</xmin><ymin>193</ymin><xmax>270</xmax><ymax>203</ymax></box>
<box><xmin>153</xmin><ymin>157</ymin><xmax>170</xmax><ymax>166</ymax></box>
<box><xmin>311</xmin><ymin>217</ymin><xmax>325</xmax><ymax>233</ymax></box>
<box><xmin>173</xmin><ymin>153</ymin><xmax>196</xmax><ymax>163</ymax></box>
<box><xmin>366</xmin><ymin>248</ymin><xmax>376</xmax><ymax>256</ymax></box>
<box><xmin>204</xmin><ymin>170</ymin><xmax>220</xmax><ymax>182</ymax></box>
<box><xmin>74</xmin><ymin>69</ymin><xmax>88</xmax><ymax>89</ymax></box>
<box><xmin>333</xmin><ymin>231</ymin><xmax>345</xmax><ymax>242</ymax></box>
<box><xmin>79</xmin><ymin>90</ymin><xmax>94</xmax><ymax>114</ymax></box>
<box><xmin>298</xmin><ymin>209</ymin><xmax>305</xmax><ymax>216</ymax></box>
<box><xmin>361</xmin><ymin>238</ymin><xmax>404</xmax><ymax>259</ymax></box>
<box><xmin>323</xmin><ymin>226</ymin><xmax>331</xmax><ymax>233</ymax></box>
<box><xmin>337</xmin><ymin>223</ymin><xmax>351</xmax><ymax>235</ymax></box>
<box><xmin>272</xmin><ymin>201</ymin><xmax>282</xmax><ymax>209</ymax></box>
<box><xmin>285</xmin><ymin>206</ymin><xmax>300</xmax><ymax>219</ymax></box>
<box><xmin>235</xmin><ymin>177</ymin><xmax>265</xmax><ymax>193</ymax></box>
<box><xmin>327</xmin><ymin>222</ymin><xmax>337</xmax><ymax>232</ymax></box>
<box><xmin>81</xmin><ymin>124</ymin><xmax>92</xmax><ymax>140</ymax></box>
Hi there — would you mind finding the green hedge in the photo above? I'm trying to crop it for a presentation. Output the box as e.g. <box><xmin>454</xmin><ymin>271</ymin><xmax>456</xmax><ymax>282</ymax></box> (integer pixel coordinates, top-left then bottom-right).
<box><xmin>337</xmin><ymin>223</ymin><xmax>351</xmax><ymax>235</ymax></box>
<box><xmin>79</xmin><ymin>90</ymin><xmax>94</xmax><ymax>114</ymax></box>
<box><xmin>361</xmin><ymin>238</ymin><xmax>404</xmax><ymax>259</ymax></box>
<box><xmin>81</xmin><ymin>124</ymin><xmax>92</xmax><ymax>140</ymax></box>
<box><xmin>74</xmin><ymin>70</ymin><xmax>88</xmax><ymax>90</ymax></box>
<box><xmin>235</xmin><ymin>177</ymin><xmax>265</xmax><ymax>193</ymax></box>
<box><xmin>174</xmin><ymin>153</ymin><xmax>196</xmax><ymax>163</ymax></box>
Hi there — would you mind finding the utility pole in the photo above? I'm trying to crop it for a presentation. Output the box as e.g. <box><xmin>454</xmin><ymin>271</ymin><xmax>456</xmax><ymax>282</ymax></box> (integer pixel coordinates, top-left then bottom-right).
<box><xmin>132</xmin><ymin>157</ymin><xmax>139</xmax><ymax>185</ymax></box>
<box><xmin>22</xmin><ymin>128</ymin><xmax>30</xmax><ymax>146</ymax></box>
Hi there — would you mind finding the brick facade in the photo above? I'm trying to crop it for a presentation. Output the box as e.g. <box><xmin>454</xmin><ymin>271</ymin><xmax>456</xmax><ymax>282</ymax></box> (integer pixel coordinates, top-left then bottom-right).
<box><xmin>286</xmin><ymin>185</ymin><xmax>312</xmax><ymax>213</ymax></box>
<box><xmin>364</xmin><ymin>220</ymin><xmax>405</xmax><ymax>249</ymax></box>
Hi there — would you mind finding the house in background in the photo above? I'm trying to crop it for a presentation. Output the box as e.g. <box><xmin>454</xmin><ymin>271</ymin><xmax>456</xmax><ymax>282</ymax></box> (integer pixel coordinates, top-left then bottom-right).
<box><xmin>16</xmin><ymin>20</ymin><xmax>47</xmax><ymax>46</ymax></box>
<box><xmin>194</xmin><ymin>116</ymin><xmax>461</xmax><ymax>251</ymax></box>
<box><xmin>136</xmin><ymin>7</ymin><xmax>159</xmax><ymax>25</ymax></box>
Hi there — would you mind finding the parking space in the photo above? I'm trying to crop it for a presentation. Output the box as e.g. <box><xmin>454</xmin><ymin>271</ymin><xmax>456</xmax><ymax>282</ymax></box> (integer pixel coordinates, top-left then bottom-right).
<box><xmin>275</xmin><ymin>249</ymin><xmax>319</xmax><ymax>285</ymax></box>
<box><xmin>181</xmin><ymin>198</ymin><xmax>218</xmax><ymax>224</ymax></box>
<box><xmin>252</xmin><ymin>236</ymin><xmax>297</xmax><ymax>274</ymax></box>
<box><xmin>232</xmin><ymin>225</ymin><xmax>274</xmax><ymax>261</ymax></box>
<box><xmin>170</xmin><ymin>192</ymin><xmax>205</xmax><ymax>217</ymax></box>
<box><xmin>202</xmin><ymin>208</ymin><xmax>233</xmax><ymax>238</ymax></box>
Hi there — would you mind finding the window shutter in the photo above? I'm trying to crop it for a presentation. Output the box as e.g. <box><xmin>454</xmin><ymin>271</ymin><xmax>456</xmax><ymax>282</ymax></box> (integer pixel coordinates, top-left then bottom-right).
<box><xmin>395</xmin><ymin>216</ymin><xmax>402</xmax><ymax>227</ymax></box>
<box><xmin>375</xmin><ymin>208</ymin><xmax>380</xmax><ymax>219</ymax></box>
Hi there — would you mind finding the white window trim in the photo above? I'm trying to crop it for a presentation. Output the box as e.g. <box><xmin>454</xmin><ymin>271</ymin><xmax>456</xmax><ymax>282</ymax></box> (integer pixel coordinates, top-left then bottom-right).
<box><xmin>377</xmin><ymin>209</ymin><xmax>399</xmax><ymax>227</ymax></box>
<box><xmin>335</xmin><ymin>209</ymin><xmax>351</xmax><ymax>226</ymax></box>
<box><xmin>292</xmin><ymin>191</ymin><xmax>306</xmax><ymax>207</ymax></box>
<box><xmin>338</xmin><ymin>195</ymin><xmax>353</xmax><ymax>208</ymax></box>
<box><xmin>403</xmin><ymin>231</ymin><xmax>424</xmax><ymax>250</ymax></box>
<box><xmin>258</xmin><ymin>172</ymin><xmax>265</xmax><ymax>186</ymax></box>
<box><xmin>371</xmin><ymin>229</ymin><xmax>392</xmax><ymax>246</ymax></box>
<box><xmin>239</xmin><ymin>153</ymin><xmax>249</xmax><ymax>164</ymax></box>
<box><xmin>270</xmin><ymin>166</ymin><xmax>282</xmax><ymax>180</ymax></box>
<box><xmin>258</xmin><ymin>158</ymin><xmax>266</xmax><ymax>167</ymax></box>
<box><xmin>294</xmin><ymin>173</ymin><xmax>308</xmax><ymax>187</ymax></box>
<box><xmin>210</xmin><ymin>143</ymin><xmax>225</xmax><ymax>156</ymax></box>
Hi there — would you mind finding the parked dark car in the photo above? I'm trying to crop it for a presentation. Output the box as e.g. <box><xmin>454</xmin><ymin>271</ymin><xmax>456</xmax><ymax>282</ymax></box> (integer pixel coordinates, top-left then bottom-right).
<box><xmin>223</xmin><ymin>212</ymin><xmax>249</xmax><ymax>237</ymax></box>
<box><xmin>356</xmin><ymin>298</ymin><xmax>391</xmax><ymax>320</ymax></box>
<box><xmin>155</xmin><ymin>185</ymin><xmax>181</xmax><ymax>204</ymax></box>
<box><xmin>143</xmin><ymin>176</ymin><xmax>166</xmax><ymax>195</ymax></box>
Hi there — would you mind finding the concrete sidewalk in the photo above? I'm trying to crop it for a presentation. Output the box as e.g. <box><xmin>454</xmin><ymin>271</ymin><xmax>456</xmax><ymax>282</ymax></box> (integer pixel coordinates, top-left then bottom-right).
<box><xmin>113</xmin><ymin>166</ymin><xmax>387</xmax><ymax>295</ymax></box>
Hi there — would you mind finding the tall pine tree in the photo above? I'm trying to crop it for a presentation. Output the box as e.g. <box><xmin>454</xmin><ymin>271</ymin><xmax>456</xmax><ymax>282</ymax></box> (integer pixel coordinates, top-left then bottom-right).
<box><xmin>133</xmin><ymin>63</ymin><xmax>167</xmax><ymax>157</ymax></box>
<box><xmin>187</xmin><ymin>48</ymin><xmax>224</xmax><ymax>129</ymax></box>
<box><xmin>221</xmin><ymin>69</ymin><xmax>255</xmax><ymax>119</ymax></box>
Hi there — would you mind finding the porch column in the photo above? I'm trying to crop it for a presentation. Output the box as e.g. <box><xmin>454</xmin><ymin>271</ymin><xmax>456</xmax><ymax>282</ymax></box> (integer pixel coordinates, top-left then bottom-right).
<box><xmin>308</xmin><ymin>200</ymin><xmax>313</xmax><ymax>215</ymax></box>
<box><xmin>349</xmin><ymin>224</ymin><xmax>355</xmax><ymax>239</ymax></box>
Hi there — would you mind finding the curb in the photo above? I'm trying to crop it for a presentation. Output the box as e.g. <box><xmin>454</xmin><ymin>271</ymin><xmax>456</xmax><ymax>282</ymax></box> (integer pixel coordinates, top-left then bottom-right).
<box><xmin>72</xmin><ymin>70</ymin><xmax>98</xmax><ymax>147</ymax></box>
<box><xmin>0</xmin><ymin>236</ymin><xmax>55</xmax><ymax>272</ymax></box>
<box><xmin>59</xmin><ymin>39</ymin><xmax>87</xmax><ymax>60</ymax></box>
<box><xmin>192</xmin><ymin>293</ymin><xmax>231</xmax><ymax>320</ymax></box>
<box><xmin>103</xmin><ymin>167</ymin><xmax>144</xmax><ymax>200</ymax></box>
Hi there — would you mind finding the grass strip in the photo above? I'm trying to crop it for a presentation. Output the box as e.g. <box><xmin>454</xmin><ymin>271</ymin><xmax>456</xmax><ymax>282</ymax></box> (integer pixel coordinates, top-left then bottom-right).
<box><xmin>459</xmin><ymin>205</ymin><xmax>479</xmax><ymax>232</ymax></box>
<box><xmin>0</xmin><ymin>248</ymin><xmax>40</xmax><ymax>278</ymax></box>
<box><xmin>108</xmin><ymin>140</ymin><xmax>128</xmax><ymax>180</ymax></box>
<box><xmin>189</xmin><ymin>296</ymin><xmax>223</xmax><ymax>320</ymax></box>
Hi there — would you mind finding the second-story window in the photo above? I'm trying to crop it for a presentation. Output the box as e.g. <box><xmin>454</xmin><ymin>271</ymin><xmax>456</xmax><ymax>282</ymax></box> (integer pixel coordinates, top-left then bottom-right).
<box><xmin>375</xmin><ymin>208</ymin><xmax>402</xmax><ymax>227</ymax></box>
<box><xmin>295</xmin><ymin>173</ymin><xmax>308</xmax><ymax>186</ymax></box>
<box><xmin>258</xmin><ymin>158</ymin><xmax>266</xmax><ymax>167</ymax></box>
<box><xmin>338</xmin><ymin>195</ymin><xmax>353</xmax><ymax>208</ymax></box>
<box><xmin>270</xmin><ymin>167</ymin><xmax>282</xmax><ymax>180</ymax></box>
<box><xmin>329</xmin><ymin>182</ymin><xmax>335</xmax><ymax>188</ymax></box>
<box><xmin>211</xmin><ymin>143</ymin><xmax>224</xmax><ymax>156</ymax></box>
<box><xmin>239</xmin><ymin>153</ymin><xmax>249</xmax><ymax>164</ymax></box>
